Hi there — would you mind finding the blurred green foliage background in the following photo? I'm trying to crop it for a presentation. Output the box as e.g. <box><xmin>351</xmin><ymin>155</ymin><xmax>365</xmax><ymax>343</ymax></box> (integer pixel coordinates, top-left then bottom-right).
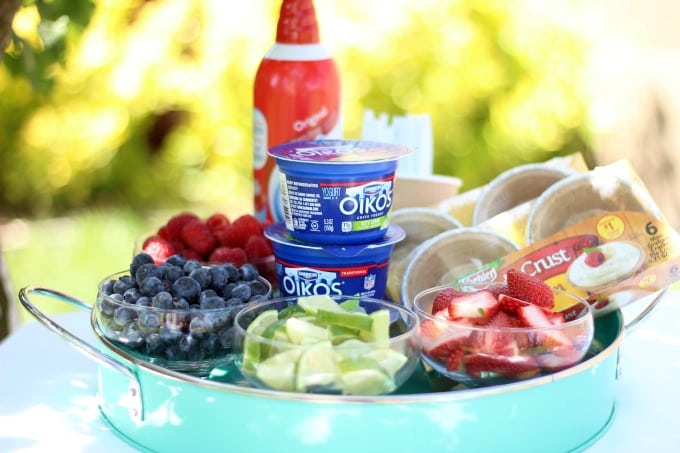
<box><xmin>1</xmin><ymin>0</ymin><xmax>595</xmax><ymax>218</ymax></box>
<box><xmin>1</xmin><ymin>0</ymin><xmax>599</xmax><ymax>322</ymax></box>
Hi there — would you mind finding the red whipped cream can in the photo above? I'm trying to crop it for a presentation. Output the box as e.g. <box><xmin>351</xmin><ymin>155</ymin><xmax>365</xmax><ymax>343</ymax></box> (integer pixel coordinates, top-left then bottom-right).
<box><xmin>253</xmin><ymin>0</ymin><xmax>342</xmax><ymax>223</ymax></box>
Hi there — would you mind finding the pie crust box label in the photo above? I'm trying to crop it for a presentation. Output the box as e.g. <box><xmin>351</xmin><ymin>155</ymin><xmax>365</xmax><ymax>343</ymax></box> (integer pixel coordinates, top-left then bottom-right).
<box><xmin>455</xmin><ymin>210</ymin><xmax>680</xmax><ymax>316</ymax></box>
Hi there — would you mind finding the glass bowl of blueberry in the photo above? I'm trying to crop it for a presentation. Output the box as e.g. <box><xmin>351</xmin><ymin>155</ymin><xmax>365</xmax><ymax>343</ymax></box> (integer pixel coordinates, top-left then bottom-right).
<box><xmin>93</xmin><ymin>252</ymin><xmax>272</xmax><ymax>377</ymax></box>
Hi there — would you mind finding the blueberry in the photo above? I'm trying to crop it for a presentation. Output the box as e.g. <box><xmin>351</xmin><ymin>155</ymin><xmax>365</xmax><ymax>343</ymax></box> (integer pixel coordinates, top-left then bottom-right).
<box><xmin>98</xmin><ymin>296</ymin><xmax>117</xmax><ymax>317</ymax></box>
<box><xmin>152</xmin><ymin>291</ymin><xmax>174</xmax><ymax>309</ymax></box>
<box><xmin>164</xmin><ymin>343</ymin><xmax>186</xmax><ymax>361</ymax></box>
<box><xmin>200</xmin><ymin>289</ymin><xmax>218</xmax><ymax>303</ymax></box>
<box><xmin>144</xmin><ymin>333</ymin><xmax>165</xmax><ymax>355</ymax></box>
<box><xmin>113</xmin><ymin>306</ymin><xmax>138</xmax><ymax>327</ymax></box>
<box><xmin>208</xmin><ymin>312</ymin><xmax>230</xmax><ymax>331</ymax></box>
<box><xmin>156</xmin><ymin>263</ymin><xmax>172</xmax><ymax>279</ymax></box>
<box><xmin>238</xmin><ymin>263</ymin><xmax>259</xmax><ymax>282</ymax></box>
<box><xmin>113</xmin><ymin>276</ymin><xmax>134</xmax><ymax>295</ymax></box>
<box><xmin>201</xmin><ymin>296</ymin><xmax>226</xmax><ymax>310</ymax></box>
<box><xmin>136</xmin><ymin>296</ymin><xmax>152</xmax><ymax>307</ymax></box>
<box><xmin>165</xmin><ymin>254</ymin><xmax>186</xmax><ymax>268</ymax></box>
<box><xmin>183</xmin><ymin>259</ymin><xmax>202</xmax><ymax>275</ymax></box>
<box><xmin>101</xmin><ymin>280</ymin><xmax>115</xmax><ymax>296</ymax></box>
<box><xmin>130</xmin><ymin>253</ymin><xmax>154</xmax><ymax>277</ymax></box>
<box><xmin>123</xmin><ymin>287</ymin><xmax>142</xmax><ymax>304</ymax></box>
<box><xmin>135</xmin><ymin>263</ymin><xmax>162</xmax><ymax>286</ymax></box>
<box><xmin>164</xmin><ymin>265</ymin><xmax>184</xmax><ymax>282</ymax></box>
<box><xmin>189</xmin><ymin>314</ymin><xmax>213</xmax><ymax>339</ymax></box>
<box><xmin>218</xmin><ymin>326</ymin><xmax>234</xmax><ymax>349</ymax></box>
<box><xmin>138</xmin><ymin>310</ymin><xmax>162</xmax><ymax>332</ymax></box>
<box><xmin>208</xmin><ymin>266</ymin><xmax>228</xmax><ymax>293</ymax></box>
<box><xmin>230</xmin><ymin>283</ymin><xmax>252</xmax><ymax>302</ymax></box>
<box><xmin>225</xmin><ymin>297</ymin><xmax>244</xmax><ymax>308</ymax></box>
<box><xmin>248</xmin><ymin>279</ymin><xmax>269</xmax><ymax>298</ymax></box>
<box><xmin>222</xmin><ymin>263</ymin><xmax>239</xmax><ymax>283</ymax></box>
<box><xmin>200</xmin><ymin>333</ymin><xmax>220</xmax><ymax>355</ymax></box>
<box><xmin>159</xmin><ymin>324</ymin><xmax>183</xmax><ymax>344</ymax></box>
<box><xmin>189</xmin><ymin>267</ymin><xmax>211</xmax><ymax>290</ymax></box>
<box><xmin>110</xmin><ymin>293</ymin><xmax>124</xmax><ymax>303</ymax></box>
<box><xmin>121</xmin><ymin>323</ymin><xmax>144</xmax><ymax>348</ymax></box>
<box><xmin>223</xmin><ymin>282</ymin><xmax>236</xmax><ymax>299</ymax></box>
<box><xmin>172</xmin><ymin>298</ymin><xmax>191</xmax><ymax>310</ymax></box>
<box><xmin>172</xmin><ymin>276</ymin><xmax>201</xmax><ymax>303</ymax></box>
<box><xmin>140</xmin><ymin>276</ymin><xmax>164</xmax><ymax>297</ymax></box>
<box><xmin>179</xmin><ymin>333</ymin><xmax>199</xmax><ymax>351</ymax></box>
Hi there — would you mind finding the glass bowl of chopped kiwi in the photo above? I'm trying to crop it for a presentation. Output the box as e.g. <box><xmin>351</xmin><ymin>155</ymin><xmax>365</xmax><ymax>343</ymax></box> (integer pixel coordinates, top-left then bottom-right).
<box><xmin>232</xmin><ymin>294</ymin><xmax>421</xmax><ymax>395</ymax></box>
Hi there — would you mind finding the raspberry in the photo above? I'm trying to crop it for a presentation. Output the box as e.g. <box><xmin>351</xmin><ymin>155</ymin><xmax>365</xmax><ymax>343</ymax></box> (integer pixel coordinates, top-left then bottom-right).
<box><xmin>142</xmin><ymin>236</ymin><xmax>176</xmax><ymax>265</ymax></box>
<box><xmin>208</xmin><ymin>246</ymin><xmax>247</xmax><ymax>267</ymax></box>
<box><xmin>181</xmin><ymin>219</ymin><xmax>217</xmax><ymax>257</ymax></box>
<box><xmin>179</xmin><ymin>247</ymin><xmax>203</xmax><ymax>262</ymax></box>
<box><xmin>157</xmin><ymin>225</ymin><xmax>172</xmax><ymax>242</ymax></box>
<box><xmin>214</xmin><ymin>224</ymin><xmax>244</xmax><ymax>248</ymax></box>
<box><xmin>244</xmin><ymin>235</ymin><xmax>273</xmax><ymax>260</ymax></box>
<box><xmin>231</xmin><ymin>214</ymin><xmax>262</xmax><ymax>246</ymax></box>
<box><xmin>206</xmin><ymin>213</ymin><xmax>230</xmax><ymax>232</ymax></box>
<box><xmin>166</xmin><ymin>212</ymin><xmax>200</xmax><ymax>240</ymax></box>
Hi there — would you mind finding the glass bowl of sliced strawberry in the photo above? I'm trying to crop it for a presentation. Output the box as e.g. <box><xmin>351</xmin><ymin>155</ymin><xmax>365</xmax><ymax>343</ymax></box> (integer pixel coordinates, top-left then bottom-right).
<box><xmin>413</xmin><ymin>270</ymin><xmax>594</xmax><ymax>387</ymax></box>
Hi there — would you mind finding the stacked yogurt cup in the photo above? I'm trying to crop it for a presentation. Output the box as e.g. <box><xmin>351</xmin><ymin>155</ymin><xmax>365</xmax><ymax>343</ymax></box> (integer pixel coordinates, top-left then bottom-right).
<box><xmin>264</xmin><ymin>139</ymin><xmax>411</xmax><ymax>299</ymax></box>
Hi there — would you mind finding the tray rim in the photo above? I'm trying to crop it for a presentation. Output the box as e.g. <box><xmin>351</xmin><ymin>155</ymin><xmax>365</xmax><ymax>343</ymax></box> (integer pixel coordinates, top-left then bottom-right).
<box><xmin>91</xmin><ymin>308</ymin><xmax>624</xmax><ymax>404</ymax></box>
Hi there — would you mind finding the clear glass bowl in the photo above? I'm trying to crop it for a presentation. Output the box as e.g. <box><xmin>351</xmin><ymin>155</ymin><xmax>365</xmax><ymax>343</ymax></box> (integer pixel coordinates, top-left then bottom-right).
<box><xmin>413</xmin><ymin>283</ymin><xmax>594</xmax><ymax>387</ymax></box>
<box><xmin>94</xmin><ymin>267</ymin><xmax>272</xmax><ymax>377</ymax></box>
<box><xmin>232</xmin><ymin>295</ymin><xmax>421</xmax><ymax>395</ymax></box>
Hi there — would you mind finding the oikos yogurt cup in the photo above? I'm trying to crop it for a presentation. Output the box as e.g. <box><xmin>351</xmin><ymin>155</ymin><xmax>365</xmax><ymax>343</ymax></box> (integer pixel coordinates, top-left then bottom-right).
<box><xmin>264</xmin><ymin>222</ymin><xmax>405</xmax><ymax>299</ymax></box>
<box><xmin>267</xmin><ymin>139</ymin><xmax>411</xmax><ymax>244</ymax></box>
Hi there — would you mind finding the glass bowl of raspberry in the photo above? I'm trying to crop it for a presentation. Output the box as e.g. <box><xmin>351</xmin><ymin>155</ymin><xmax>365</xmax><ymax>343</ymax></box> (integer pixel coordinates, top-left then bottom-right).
<box><xmin>93</xmin><ymin>252</ymin><xmax>272</xmax><ymax>377</ymax></box>
<box><xmin>413</xmin><ymin>270</ymin><xmax>594</xmax><ymax>388</ymax></box>
<box><xmin>136</xmin><ymin>211</ymin><xmax>278</xmax><ymax>291</ymax></box>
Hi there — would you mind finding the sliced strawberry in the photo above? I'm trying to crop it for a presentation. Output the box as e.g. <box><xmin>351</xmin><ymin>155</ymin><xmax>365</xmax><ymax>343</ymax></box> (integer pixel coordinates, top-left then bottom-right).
<box><xmin>464</xmin><ymin>353</ymin><xmax>541</xmax><ymax>379</ymax></box>
<box><xmin>506</xmin><ymin>269</ymin><xmax>554</xmax><ymax>309</ymax></box>
<box><xmin>466</xmin><ymin>311</ymin><xmax>518</xmax><ymax>354</ymax></box>
<box><xmin>548</xmin><ymin>311</ymin><xmax>565</xmax><ymax>325</ymax></box>
<box><xmin>445</xmin><ymin>348</ymin><xmax>465</xmax><ymax>372</ymax></box>
<box><xmin>485</xmin><ymin>282</ymin><xmax>511</xmax><ymax>299</ymax></box>
<box><xmin>535</xmin><ymin>348</ymin><xmax>583</xmax><ymax>371</ymax></box>
<box><xmin>424</xmin><ymin>332</ymin><xmax>469</xmax><ymax>364</ymax></box>
<box><xmin>517</xmin><ymin>304</ymin><xmax>554</xmax><ymax>329</ymax></box>
<box><xmin>517</xmin><ymin>304</ymin><xmax>573</xmax><ymax>352</ymax></box>
<box><xmin>447</xmin><ymin>290</ymin><xmax>499</xmax><ymax>321</ymax></box>
<box><xmin>432</xmin><ymin>287</ymin><xmax>464</xmax><ymax>314</ymax></box>
<box><xmin>498</xmin><ymin>294</ymin><xmax>530</xmax><ymax>316</ymax></box>
<box><xmin>419</xmin><ymin>318</ymin><xmax>446</xmax><ymax>342</ymax></box>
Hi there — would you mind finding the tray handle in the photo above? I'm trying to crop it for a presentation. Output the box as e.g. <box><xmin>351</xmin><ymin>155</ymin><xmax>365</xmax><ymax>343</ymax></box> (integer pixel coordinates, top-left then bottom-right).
<box><xmin>18</xmin><ymin>286</ymin><xmax>144</xmax><ymax>423</ymax></box>
<box><xmin>623</xmin><ymin>287</ymin><xmax>668</xmax><ymax>332</ymax></box>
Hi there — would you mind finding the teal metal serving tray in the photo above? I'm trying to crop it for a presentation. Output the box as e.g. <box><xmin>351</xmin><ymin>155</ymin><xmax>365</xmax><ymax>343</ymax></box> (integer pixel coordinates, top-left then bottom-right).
<box><xmin>19</xmin><ymin>286</ymin><xmax>666</xmax><ymax>453</ymax></box>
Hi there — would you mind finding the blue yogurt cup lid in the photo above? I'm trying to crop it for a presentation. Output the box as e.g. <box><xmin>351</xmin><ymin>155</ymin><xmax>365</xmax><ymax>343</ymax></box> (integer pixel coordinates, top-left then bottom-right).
<box><xmin>265</xmin><ymin>222</ymin><xmax>406</xmax><ymax>258</ymax></box>
<box><xmin>267</xmin><ymin>140</ymin><xmax>411</xmax><ymax>165</ymax></box>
